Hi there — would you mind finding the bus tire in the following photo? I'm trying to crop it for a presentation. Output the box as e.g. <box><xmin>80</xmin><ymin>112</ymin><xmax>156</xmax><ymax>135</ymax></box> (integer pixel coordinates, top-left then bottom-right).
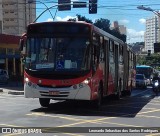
<box><xmin>39</xmin><ymin>98</ymin><xmax>50</xmax><ymax>107</ymax></box>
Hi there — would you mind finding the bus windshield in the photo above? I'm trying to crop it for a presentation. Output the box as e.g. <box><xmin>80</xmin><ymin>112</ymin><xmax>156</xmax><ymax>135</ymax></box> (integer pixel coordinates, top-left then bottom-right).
<box><xmin>25</xmin><ymin>37</ymin><xmax>91</xmax><ymax>72</ymax></box>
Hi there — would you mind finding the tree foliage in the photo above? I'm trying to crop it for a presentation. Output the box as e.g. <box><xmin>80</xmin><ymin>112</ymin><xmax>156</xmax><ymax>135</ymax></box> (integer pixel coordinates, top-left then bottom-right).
<box><xmin>76</xmin><ymin>14</ymin><xmax>93</xmax><ymax>24</ymax></box>
<box><xmin>137</xmin><ymin>53</ymin><xmax>160</xmax><ymax>70</ymax></box>
<box><xmin>94</xmin><ymin>18</ymin><xmax>110</xmax><ymax>32</ymax></box>
<box><xmin>67</xmin><ymin>15</ymin><xmax>126</xmax><ymax>42</ymax></box>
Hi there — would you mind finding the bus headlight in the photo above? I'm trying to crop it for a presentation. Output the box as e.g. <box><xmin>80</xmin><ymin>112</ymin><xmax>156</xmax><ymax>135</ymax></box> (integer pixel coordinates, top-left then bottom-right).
<box><xmin>83</xmin><ymin>79</ymin><xmax>89</xmax><ymax>84</ymax></box>
<box><xmin>83</xmin><ymin>77</ymin><xmax>91</xmax><ymax>84</ymax></box>
<box><xmin>24</xmin><ymin>77</ymin><xmax>37</xmax><ymax>88</ymax></box>
<box><xmin>25</xmin><ymin>77</ymin><xmax>29</xmax><ymax>82</ymax></box>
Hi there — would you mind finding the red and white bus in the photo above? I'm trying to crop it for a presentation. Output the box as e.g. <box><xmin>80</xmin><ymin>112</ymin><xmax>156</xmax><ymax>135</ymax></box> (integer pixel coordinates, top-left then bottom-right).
<box><xmin>19</xmin><ymin>21</ymin><xmax>136</xmax><ymax>108</ymax></box>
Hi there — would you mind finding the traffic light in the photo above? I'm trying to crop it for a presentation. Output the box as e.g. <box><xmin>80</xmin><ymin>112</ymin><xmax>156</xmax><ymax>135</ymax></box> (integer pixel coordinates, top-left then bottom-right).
<box><xmin>89</xmin><ymin>0</ymin><xmax>97</xmax><ymax>14</ymax></box>
<box><xmin>58</xmin><ymin>0</ymin><xmax>71</xmax><ymax>11</ymax></box>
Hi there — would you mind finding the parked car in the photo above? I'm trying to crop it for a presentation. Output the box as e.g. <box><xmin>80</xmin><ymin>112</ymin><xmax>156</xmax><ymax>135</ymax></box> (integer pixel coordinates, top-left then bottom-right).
<box><xmin>0</xmin><ymin>69</ymin><xmax>9</xmax><ymax>84</ymax></box>
<box><xmin>136</xmin><ymin>74</ymin><xmax>147</xmax><ymax>89</ymax></box>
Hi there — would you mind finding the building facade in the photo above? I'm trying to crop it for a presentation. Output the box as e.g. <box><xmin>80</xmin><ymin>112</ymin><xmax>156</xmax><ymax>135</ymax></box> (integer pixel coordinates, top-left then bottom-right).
<box><xmin>2</xmin><ymin>0</ymin><xmax>36</xmax><ymax>35</ymax></box>
<box><xmin>0</xmin><ymin>0</ymin><xmax>36</xmax><ymax>80</ymax></box>
<box><xmin>119</xmin><ymin>25</ymin><xmax>127</xmax><ymax>35</ymax></box>
<box><xmin>145</xmin><ymin>16</ymin><xmax>160</xmax><ymax>53</ymax></box>
<box><xmin>0</xmin><ymin>34</ymin><xmax>22</xmax><ymax>78</ymax></box>
<box><xmin>111</xmin><ymin>21</ymin><xmax>127</xmax><ymax>35</ymax></box>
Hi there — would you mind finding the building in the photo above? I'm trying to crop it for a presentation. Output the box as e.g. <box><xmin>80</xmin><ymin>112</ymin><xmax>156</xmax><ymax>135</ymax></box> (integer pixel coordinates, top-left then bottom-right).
<box><xmin>2</xmin><ymin>0</ymin><xmax>36</xmax><ymax>35</ymax></box>
<box><xmin>145</xmin><ymin>16</ymin><xmax>160</xmax><ymax>53</ymax></box>
<box><xmin>0</xmin><ymin>0</ymin><xmax>36</xmax><ymax>79</ymax></box>
<box><xmin>119</xmin><ymin>25</ymin><xmax>127</xmax><ymax>35</ymax></box>
<box><xmin>111</xmin><ymin>21</ymin><xmax>127</xmax><ymax>35</ymax></box>
<box><xmin>0</xmin><ymin>34</ymin><xmax>22</xmax><ymax>78</ymax></box>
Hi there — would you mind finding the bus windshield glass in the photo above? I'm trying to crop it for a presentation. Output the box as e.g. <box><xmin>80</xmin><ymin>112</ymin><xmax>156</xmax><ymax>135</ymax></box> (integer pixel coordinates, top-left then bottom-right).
<box><xmin>25</xmin><ymin>37</ymin><xmax>91</xmax><ymax>72</ymax></box>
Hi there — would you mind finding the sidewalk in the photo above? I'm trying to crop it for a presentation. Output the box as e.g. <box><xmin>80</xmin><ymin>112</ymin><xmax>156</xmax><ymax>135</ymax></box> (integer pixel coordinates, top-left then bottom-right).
<box><xmin>0</xmin><ymin>81</ymin><xmax>24</xmax><ymax>95</ymax></box>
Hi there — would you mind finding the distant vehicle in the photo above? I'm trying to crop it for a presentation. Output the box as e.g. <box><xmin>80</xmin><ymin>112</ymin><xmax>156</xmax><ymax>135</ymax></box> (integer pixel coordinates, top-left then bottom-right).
<box><xmin>0</xmin><ymin>69</ymin><xmax>9</xmax><ymax>84</ymax></box>
<box><xmin>136</xmin><ymin>74</ymin><xmax>147</xmax><ymax>89</ymax></box>
<box><xmin>136</xmin><ymin>65</ymin><xmax>154</xmax><ymax>85</ymax></box>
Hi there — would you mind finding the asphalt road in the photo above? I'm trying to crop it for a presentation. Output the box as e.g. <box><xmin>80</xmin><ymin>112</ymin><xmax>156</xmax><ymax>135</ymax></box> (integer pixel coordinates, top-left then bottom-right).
<box><xmin>0</xmin><ymin>86</ymin><xmax>160</xmax><ymax>136</ymax></box>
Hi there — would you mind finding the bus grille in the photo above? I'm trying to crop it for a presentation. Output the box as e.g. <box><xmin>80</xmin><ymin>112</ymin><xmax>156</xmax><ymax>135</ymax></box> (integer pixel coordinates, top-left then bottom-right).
<box><xmin>40</xmin><ymin>91</ymin><xmax>69</xmax><ymax>97</ymax></box>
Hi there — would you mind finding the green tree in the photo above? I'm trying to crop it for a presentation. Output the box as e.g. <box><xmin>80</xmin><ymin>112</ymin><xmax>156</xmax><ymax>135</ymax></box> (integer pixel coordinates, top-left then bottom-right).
<box><xmin>94</xmin><ymin>18</ymin><xmax>126</xmax><ymax>42</ymax></box>
<box><xmin>94</xmin><ymin>18</ymin><xmax>111</xmax><ymax>32</ymax></box>
<box><xmin>76</xmin><ymin>14</ymin><xmax>93</xmax><ymax>24</ymax></box>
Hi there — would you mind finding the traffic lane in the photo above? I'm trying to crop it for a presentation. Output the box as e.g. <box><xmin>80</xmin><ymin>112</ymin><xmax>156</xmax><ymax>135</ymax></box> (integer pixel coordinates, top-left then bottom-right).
<box><xmin>0</xmin><ymin>87</ymin><xmax>157</xmax><ymax>120</ymax></box>
<box><xmin>29</xmin><ymin>88</ymin><xmax>157</xmax><ymax>118</ymax></box>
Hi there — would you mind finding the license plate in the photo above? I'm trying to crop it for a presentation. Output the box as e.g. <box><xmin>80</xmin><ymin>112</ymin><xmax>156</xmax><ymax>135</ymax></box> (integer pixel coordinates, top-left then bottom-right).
<box><xmin>49</xmin><ymin>91</ymin><xmax>59</xmax><ymax>95</ymax></box>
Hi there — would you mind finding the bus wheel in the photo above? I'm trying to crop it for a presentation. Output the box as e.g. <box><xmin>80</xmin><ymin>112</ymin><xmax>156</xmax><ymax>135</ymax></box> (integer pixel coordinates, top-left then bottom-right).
<box><xmin>39</xmin><ymin>98</ymin><xmax>50</xmax><ymax>107</ymax></box>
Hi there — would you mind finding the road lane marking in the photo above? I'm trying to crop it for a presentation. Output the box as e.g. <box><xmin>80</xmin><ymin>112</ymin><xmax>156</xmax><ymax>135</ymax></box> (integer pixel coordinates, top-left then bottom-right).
<box><xmin>27</xmin><ymin>112</ymin><xmax>86</xmax><ymax>121</ymax></box>
<box><xmin>137</xmin><ymin>109</ymin><xmax>160</xmax><ymax>115</ymax></box>
<box><xmin>0</xmin><ymin>124</ymin><xmax>23</xmax><ymax>127</ymax></box>
<box><xmin>56</xmin><ymin>117</ymin><xmax>117</xmax><ymax>127</ymax></box>
<box><xmin>131</xmin><ymin>89</ymin><xmax>150</xmax><ymax>97</ymax></box>
<box><xmin>148</xmin><ymin>103</ymin><xmax>160</xmax><ymax>106</ymax></box>
<box><xmin>138</xmin><ymin>115</ymin><xmax>160</xmax><ymax>119</ymax></box>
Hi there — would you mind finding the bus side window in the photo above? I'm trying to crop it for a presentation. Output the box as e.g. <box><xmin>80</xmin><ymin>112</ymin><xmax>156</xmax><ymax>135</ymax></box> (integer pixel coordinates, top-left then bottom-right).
<box><xmin>92</xmin><ymin>44</ymin><xmax>98</xmax><ymax>71</ymax></box>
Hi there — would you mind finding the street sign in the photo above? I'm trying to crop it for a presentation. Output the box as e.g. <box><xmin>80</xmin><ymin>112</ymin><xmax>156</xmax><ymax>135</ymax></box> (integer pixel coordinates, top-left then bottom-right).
<box><xmin>58</xmin><ymin>0</ymin><xmax>71</xmax><ymax>11</ymax></box>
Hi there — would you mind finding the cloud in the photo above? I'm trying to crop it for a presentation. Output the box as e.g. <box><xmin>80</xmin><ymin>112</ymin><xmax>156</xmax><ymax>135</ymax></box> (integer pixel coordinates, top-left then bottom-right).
<box><xmin>127</xmin><ymin>28</ymin><xmax>144</xmax><ymax>43</ymax></box>
<box><xmin>119</xmin><ymin>19</ymin><xmax>129</xmax><ymax>24</ymax></box>
<box><xmin>56</xmin><ymin>16</ymin><xmax>77</xmax><ymax>21</ymax></box>
<box><xmin>47</xmin><ymin>18</ymin><xmax>53</xmax><ymax>22</ymax></box>
<box><xmin>139</xmin><ymin>18</ymin><xmax>146</xmax><ymax>24</ymax></box>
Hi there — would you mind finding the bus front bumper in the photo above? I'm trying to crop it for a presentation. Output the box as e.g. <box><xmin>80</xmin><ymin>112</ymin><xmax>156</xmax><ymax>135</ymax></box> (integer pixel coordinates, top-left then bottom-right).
<box><xmin>24</xmin><ymin>83</ymin><xmax>91</xmax><ymax>100</ymax></box>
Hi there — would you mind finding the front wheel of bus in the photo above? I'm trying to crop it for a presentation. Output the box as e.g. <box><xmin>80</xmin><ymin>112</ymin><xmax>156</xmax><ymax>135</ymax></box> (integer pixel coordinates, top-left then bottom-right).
<box><xmin>39</xmin><ymin>98</ymin><xmax>50</xmax><ymax>107</ymax></box>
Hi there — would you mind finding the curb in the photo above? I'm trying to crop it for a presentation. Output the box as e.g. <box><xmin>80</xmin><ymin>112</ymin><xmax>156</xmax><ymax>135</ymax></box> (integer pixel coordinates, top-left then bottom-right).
<box><xmin>8</xmin><ymin>91</ymin><xmax>24</xmax><ymax>95</ymax></box>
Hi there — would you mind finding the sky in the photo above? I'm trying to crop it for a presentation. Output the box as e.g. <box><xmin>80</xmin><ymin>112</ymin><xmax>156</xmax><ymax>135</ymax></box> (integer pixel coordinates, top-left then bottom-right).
<box><xmin>34</xmin><ymin>0</ymin><xmax>160</xmax><ymax>43</ymax></box>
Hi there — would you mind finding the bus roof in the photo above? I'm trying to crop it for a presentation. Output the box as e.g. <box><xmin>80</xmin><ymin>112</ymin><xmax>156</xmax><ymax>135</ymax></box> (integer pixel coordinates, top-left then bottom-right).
<box><xmin>28</xmin><ymin>21</ymin><xmax>125</xmax><ymax>44</ymax></box>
